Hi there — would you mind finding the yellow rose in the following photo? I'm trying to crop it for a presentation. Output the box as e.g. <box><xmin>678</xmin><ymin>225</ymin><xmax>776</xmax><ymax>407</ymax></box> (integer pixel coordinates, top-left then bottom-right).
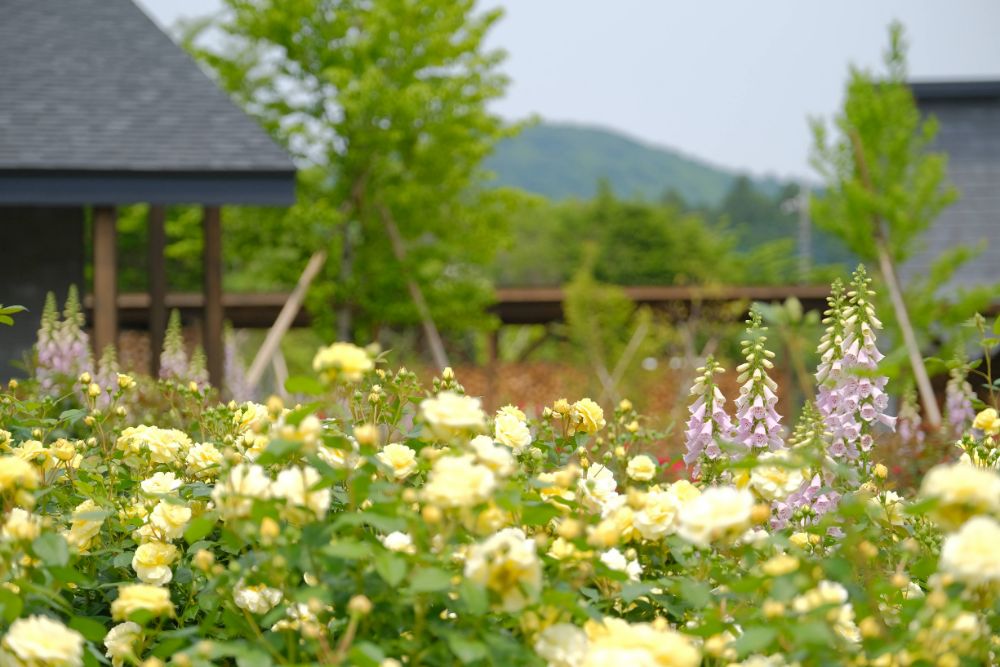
<box><xmin>421</xmin><ymin>454</ymin><xmax>496</xmax><ymax>508</ymax></box>
<box><xmin>919</xmin><ymin>462</ymin><xmax>1000</xmax><ymax>529</ymax></box>
<box><xmin>211</xmin><ymin>464</ymin><xmax>272</xmax><ymax>521</ymax></box>
<box><xmin>749</xmin><ymin>450</ymin><xmax>804</xmax><ymax>502</ymax></box>
<box><xmin>132</xmin><ymin>541</ymin><xmax>178</xmax><ymax>585</ymax></box>
<box><xmin>939</xmin><ymin>516</ymin><xmax>1000</xmax><ymax>585</ymax></box>
<box><xmin>761</xmin><ymin>553</ymin><xmax>799</xmax><ymax>577</ymax></box>
<box><xmin>140</xmin><ymin>472</ymin><xmax>183</xmax><ymax>495</ymax></box>
<box><xmin>111</xmin><ymin>584</ymin><xmax>175</xmax><ymax>621</ymax></box>
<box><xmin>233</xmin><ymin>580</ymin><xmax>283</xmax><ymax>614</ymax></box>
<box><xmin>464</xmin><ymin>528</ymin><xmax>541</xmax><ymax>612</ymax></box>
<box><xmin>470</xmin><ymin>436</ymin><xmax>515</xmax><ymax>477</ymax></box>
<box><xmin>2</xmin><ymin>508</ymin><xmax>41</xmax><ymax>542</ymax></box>
<box><xmin>103</xmin><ymin>622</ymin><xmax>141</xmax><ymax>667</ymax></box>
<box><xmin>0</xmin><ymin>615</ymin><xmax>84</xmax><ymax>667</ymax></box>
<box><xmin>117</xmin><ymin>426</ymin><xmax>191</xmax><ymax>465</ymax></box>
<box><xmin>149</xmin><ymin>500</ymin><xmax>192</xmax><ymax>541</ymax></box>
<box><xmin>312</xmin><ymin>342</ymin><xmax>373</xmax><ymax>383</ymax></box>
<box><xmin>271</xmin><ymin>465</ymin><xmax>331</xmax><ymax>519</ymax></box>
<box><xmin>582</xmin><ymin>617</ymin><xmax>700</xmax><ymax>667</ymax></box>
<box><xmin>677</xmin><ymin>486</ymin><xmax>754</xmax><ymax>548</ymax></box>
<box><xmin>376</xmin><ymin>443</ymin><xmax>418</xmax><ymax>480</ymax></box>
<box><xmin>633</xmin><ymin>488</ymin><xmax>681</xmax><ymax>540</ymax></box>
<box><xmin>572</xmin><ymin>399</ymin><xmax>606</xmax><ymax>434</ymax></box>
<box><xmin>973</xmin><ymin>408</ymin><xmax>1000</xmax><ymax>436</ymax></box>
<box><xmin>494</xmin><ymin>413</ymin><xmax>531</xmax><ymax>452</ymax></box>
<box><xmin>496</xmin><ymin>404</ymin><xmax>526</xmax><ymax>422</ymax></box>
<box><xmin>626</xmin><ymin>454</ymin><xmax>657</xmax><ymax>482</ymax></box>
<box><xmin>63</xmin><ymin>499</ymin><xmax>106</xmax><ymax>553</ymax></box>
<box><xmin>185</xmin><ymin>442</ymin><xmax>223</xmax><ymax>479</ymax></box>
<box><xmin>420</xmin><ymin>392</ymin><xmax>486</xmax><ymax>441</ymax></box>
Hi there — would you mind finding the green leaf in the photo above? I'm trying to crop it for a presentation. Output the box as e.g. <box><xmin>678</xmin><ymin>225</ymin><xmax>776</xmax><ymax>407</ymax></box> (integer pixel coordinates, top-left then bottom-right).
<box><xmin>520</xmin><ymin>502</ymin><xmax>560</xmax><ymax>526</ymax></box>
<box><xmin>184</xmin><ymin>514</ymin><xmax>217</xmax><ymax>543</ymax></box>
<box><xmin>676</xmin><ymin>578</ymin><xmax>711</xmax><ymax>608</ymax></box>
<box><xmin>0</xmin><ymin>587</ymin><xmax>24</xmax><ymax>623</ymax></box>
<box><xmin>621</xmin><ymin>582</ymin><xmax>655</xmax><ymax>603</ymax></box>
<box><xmin>374</xmin><ymin>551</ymin><xmax>407</xmax><ymax>587</ymax></box>
<box><xmin>408</xmin><ymin>567</ymin><xmax>452</xmax><ymax>593</ymax></box>
<box><xmin>459</xmin><ymin>579</ymin><xmax>488</xmax><ymax>616</ymax></box>
<box><xmin>348</xmin><ymin>642</ymin><xmax>386</xmax><ymax>667</ymax></box>
<box><xmin>284</xmin><ymin>375</ymin><xmax>325</xmax><ymax>396</ymax></box>
<box><xmin>59</xmin><ymin>408</ymin><xmax>88</xmax><ymax>424</ymax></box>
<box><xmin>70</xmin><ymin>616</ymin><xmax>109</xmax><ymax>642</ymax></box>
<box><xmin>255</xmin><ymin>439</ymin><xmax>302</xmax><ymax>466</ymax></box>
<box><xmin>324</xmin><ymin>539</ymin><xmax>372</xmax><ymax>560</ymax></box>
<box><xmin>993</xmin><ymin>314</ymin><xmax>1000</xmax><ymax>335</ymax></box>
<box><xmin>731</xmin><ymin>626</ymin><xmax>777</xmax><ymax>656</ymax></box>
<box><xmin>793</xmin><ymin>620</ymin><xmax>834</xmax><ymax>645</ymax></box>
<box><xmin>33</xmin><ymin>533</ymin><xmax>70</xmax><ymax>567</ymax></box>
<box><xmin>446</xmin><ymin>634</ymin><xmax>488</xmax><ymax>664</ymax></box>
<box><xmin>113</xmin><ymin>551</ymin><xmax>135</xmax><ymax>569</ymax></box>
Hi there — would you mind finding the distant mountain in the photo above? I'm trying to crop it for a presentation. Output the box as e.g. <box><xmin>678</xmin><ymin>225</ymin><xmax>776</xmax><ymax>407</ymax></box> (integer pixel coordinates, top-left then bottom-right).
<box><xmin>486</xmin><ymin>122</ymin><xmax>783</xmax><ymax>206</ymax></box>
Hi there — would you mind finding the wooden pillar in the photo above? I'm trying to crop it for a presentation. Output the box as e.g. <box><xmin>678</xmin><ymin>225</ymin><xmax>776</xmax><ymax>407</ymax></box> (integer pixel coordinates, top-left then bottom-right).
<box><xmin>202</xmin><ymin>206</ymin><xmax>223</xmax><ymax>388</ymax></box>
<box><xmin>486</xmin><ymin>328</ymin><xmax>500</xmax><ymax>410</ymax></box>
<box><xmin>148</xmin><ymin>206</ymin><xmax>167</xmax><ymax>376</ymax></box>
<box><xmin>92</xmin><ymin>206</ymin><xmax>118</xmax><ymax>355</ymax></box>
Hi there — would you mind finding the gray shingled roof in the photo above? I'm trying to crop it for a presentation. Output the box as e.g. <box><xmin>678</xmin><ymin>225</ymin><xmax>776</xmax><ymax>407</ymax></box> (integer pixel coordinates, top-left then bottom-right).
<box><xmin>0</xmin><ymin>0</ymin><xmax>294</xmax><ymax>192</ymax></box>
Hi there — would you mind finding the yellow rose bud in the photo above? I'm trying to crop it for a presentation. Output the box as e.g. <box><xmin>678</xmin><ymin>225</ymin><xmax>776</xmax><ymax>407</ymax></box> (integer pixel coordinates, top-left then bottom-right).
<box><xmin>762</xmin><ymin>599</ymin><xmax>785</xmax><ymax>619</ymax></box>
<box><xmin>789</xmin><ymin>532</ymin><xmax>810</xmax><ymax>548</ymax></box>
<box><xmin>79</xmin><ymin>372</ymin><xmax>92</xmax><ymax>385</ymax></box>
<box><xmin>260</xmin><ymin>517</ymin><xmax>280</xmax><ymax>542</ymax></box>
<box><xmin>858</xmin><ymin>540</ymin><xmax>878</xmax><ymax>559</ymax></box>
<box><xmin>751</xmin><ymin>503</ymin><xmax>771</xmax><ymax>524</ymax></box>
<box><xmin>859</xmin><ymin>617</ymin><xmax>881</xmax><ymax>639</ymax></box>
<box><xmin>193</xmin><ymin>549</ymin><xmax>214</xmax><ymax>572</ymax></box>
<box><xmin>87</xmin><ymin>383</ymin><xmax>101</xmax><ymax>398</ymax></box>
<box><xmin>556</xmin><ymin>518</ymin><xmax>583</xmax><ymax>540</ymax></box>
<box><xmin>874</xmin><ymin>463</ymin><xmax>888</xmax><ymax>479</ymax></box>
<box><xmin>353</xmin><ymin>423</ymin><xmax>380</xmax><ymax>447</ymax></box>
<box><xmin>348</xmin><ymin>594</ymin><xmax>373</xmax><ymax>616</ymax></box>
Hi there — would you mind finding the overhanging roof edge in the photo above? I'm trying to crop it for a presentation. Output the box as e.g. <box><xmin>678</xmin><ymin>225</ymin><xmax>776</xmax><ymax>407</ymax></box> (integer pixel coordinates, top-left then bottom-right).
<box><xmin>0</xmin><ymin>169</ymin><xmax>297</xmax><ymax>206</ymax></box>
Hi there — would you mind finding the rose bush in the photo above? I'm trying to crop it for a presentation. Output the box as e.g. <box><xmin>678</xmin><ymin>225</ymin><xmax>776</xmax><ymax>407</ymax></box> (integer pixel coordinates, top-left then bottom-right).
<box><xmin>0</xmin><ymin>269</ymin><xmax>998</xmax><ymax>666</ymax></box>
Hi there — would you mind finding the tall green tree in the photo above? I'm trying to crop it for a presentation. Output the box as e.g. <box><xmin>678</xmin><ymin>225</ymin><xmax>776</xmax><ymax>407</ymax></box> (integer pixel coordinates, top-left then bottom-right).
<box><xmin>810</xmin><ymin>22</ymin><xmax>995</xmax><ymax>425</ymax></box>
<box><xmin>186</xmin><ymin>0</ymin><xmax>515</xmax><ymax>350</ymax></box>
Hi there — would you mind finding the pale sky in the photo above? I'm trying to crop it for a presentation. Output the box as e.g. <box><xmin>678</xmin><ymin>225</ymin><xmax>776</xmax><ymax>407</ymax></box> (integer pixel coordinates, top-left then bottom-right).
<box><xmin>137</xmin><ymin>0</ymin><xmax>1000</xmax><ymax>181</ymax></box>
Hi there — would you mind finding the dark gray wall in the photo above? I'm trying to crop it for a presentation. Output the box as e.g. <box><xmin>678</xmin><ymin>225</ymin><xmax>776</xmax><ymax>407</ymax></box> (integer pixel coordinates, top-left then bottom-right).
<box><xmin>903</xmin><ymin>99</ymin><xmax>1000</xmax><ymax>290</ymax></box>
<box><xmin>0</xmin><ymin>207</ymin><xmax>85</xmax><ymax>377</ymax></box>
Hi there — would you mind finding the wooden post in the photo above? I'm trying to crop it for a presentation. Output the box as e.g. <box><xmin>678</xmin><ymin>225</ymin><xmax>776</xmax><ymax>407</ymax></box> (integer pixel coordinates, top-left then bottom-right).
<box><xmin>247</xmin><ymin>250</ymin><xmax>327</xmax><ymax>389</ymax></box>
<box><xmin>203</xmin><ymin>206</ymin><xmax>223</xmax><ymax>388</ymax></box>
<box><xmin>486</xmin><ymin>328</ymin><xmax>500</xmax><ymax>410</ymax></box>
<box><xmin>849</xmin><ymin>131</ymin><xmax>942</xmax><ymax>428</ymax></box>
<box><xmin>92</xmin><ymin>206</ymin><xmax>118</xmax><ymax>355</ymax></box>
<box><xmin>377</xmin><ymin>202</ymin><xmax>450</xmax><ymax>371</ymax></box>
<box><xmin>148</xmin><ymin>206</ymin><xmax>167</xmax><ymax>376</ymax></box>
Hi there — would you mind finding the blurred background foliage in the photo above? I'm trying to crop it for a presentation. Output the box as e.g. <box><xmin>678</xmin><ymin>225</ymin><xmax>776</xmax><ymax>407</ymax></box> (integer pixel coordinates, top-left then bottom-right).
<box><xmin>84</xmin><ymin>9</ymin><xmax>994</xmax><ymax>436</ymax></box>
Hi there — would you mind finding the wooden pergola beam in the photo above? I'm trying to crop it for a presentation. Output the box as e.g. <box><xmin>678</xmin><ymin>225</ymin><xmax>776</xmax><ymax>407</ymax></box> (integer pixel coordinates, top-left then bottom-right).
<box><xmin>92</xmin><ymin>205</ymin><xmax>117</xmax><ymax>354</ymax></box>
<box><xmin>202</xmin><ymin>206</ymin><xmax>223</xmax><ymax>388</ymax></box>
<box><xmin>148</xmin><ymin>205</ymin><xmax>167</xmax><ymax>376</ymax></box>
